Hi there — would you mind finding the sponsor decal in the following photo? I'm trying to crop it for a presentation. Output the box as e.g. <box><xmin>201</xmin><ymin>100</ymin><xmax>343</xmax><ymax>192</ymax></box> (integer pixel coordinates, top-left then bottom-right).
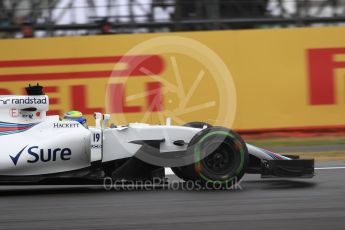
<box><xmin>307</xmin><ymin>48</ymin><xmax>345</xmax><ymax>105</ymax></box>
<box><xmin>91</xmin><ymin>144</ymin><xmax>102</xmax><ymax>149</ymax></box>
<box><xmin>9</xmin><ymin>146</ymin><xmax>72</xmax><ymax>165</ymax></box>
<box><xmin>0</xmin><ymin>55</ymin><xmax>163</xmax><ymax>116</ymax></box>
<box><xmin>0</xmin><ymin>99</ymin><xmax>10</xmax><ymax>104</ymax></box>
<box><xmin>21</xmin><ymin>114</ymin><xmax>34</xmax><ymax>119</ymax></box>
<box><xmin>1</xmin><ymin>29</ymin><xmax>344</xmax><ymax>131</ymax></box>
<box><xmin>11</xmin><ymin>97</ymin><xmax>47</xmax><ymax>105</ymax></box>
<box><xmin>9</xmin><ymin>145</ymin><xmax>28</xmax><ymax>166</ymax></box>
<box><xmin>9</xmin><ymin>109</ymin><xmax>19</xmax><ymax>118</ymax></box>
<box><xmin>53</xmin><ymin>123</ymin><xmax>79</xmax><ymax>128</ymax></box>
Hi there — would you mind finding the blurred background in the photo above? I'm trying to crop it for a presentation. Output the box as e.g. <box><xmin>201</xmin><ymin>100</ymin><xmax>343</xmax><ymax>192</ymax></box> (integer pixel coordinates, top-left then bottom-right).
<box><xmin>0</xmin><ymin>0</ymin><xmax>345</xmax><ymax>158</ymax></box>
<box><xmin>0</xmin><ymin>0</ymin><xmax>344</xmax><ymax>38</ymax></box>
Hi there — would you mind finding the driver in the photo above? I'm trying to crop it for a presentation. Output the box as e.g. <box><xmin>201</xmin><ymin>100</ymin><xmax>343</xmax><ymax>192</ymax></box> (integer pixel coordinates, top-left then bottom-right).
<box><xmin>63</xmin><ymin>111</ymin><xmax>87</xmax><ymax>128</ymax></box>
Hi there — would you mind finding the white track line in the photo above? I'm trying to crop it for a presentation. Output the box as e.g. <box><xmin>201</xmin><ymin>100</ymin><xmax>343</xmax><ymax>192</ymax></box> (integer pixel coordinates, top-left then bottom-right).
<box><xmin>315</xmin><ymin>166</ymin><xmax>345</xmax><ymax>170</ymax></box>
<box><xmin>166</xmin><ymin>167</ymin><xmax>345</xmax><ymax>175</ymax></box>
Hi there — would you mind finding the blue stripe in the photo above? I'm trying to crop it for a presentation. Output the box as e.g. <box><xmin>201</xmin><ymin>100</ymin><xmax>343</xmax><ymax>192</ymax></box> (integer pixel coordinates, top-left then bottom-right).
<box><xmin>0</xmin><ymin>130</ymin><xmax>25</xmax><ymax>136</ymax></box>
<box><xmin>262</xmin><ymin>149</ymin><xmax>279</xmax><ymax>160</ymax></box>
<box><xmin>0</xmin><ymin>121</ymin><xmax>37</xmax><ymax>136</ymax></box>
<box><xmin>0</xmin><ymin>122</ymin><xmax>36</xmax><ymax>127</ymax></box>
<box><xmin>267</xmin><ymin>152</ymin><xmax>278</xmax><ymax>160</ymax></box>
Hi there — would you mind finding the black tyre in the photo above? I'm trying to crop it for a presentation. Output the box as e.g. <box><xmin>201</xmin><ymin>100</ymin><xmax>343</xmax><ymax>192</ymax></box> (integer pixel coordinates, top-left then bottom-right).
<box><xmin>174</xmin><ymin>126</ymin><xmax>249</xmax><ymax>188</ymax></box>
<box><xmin>171</xmin><ymin>122</ymin><xmax>212</xmax><ymax>181</ymax></box>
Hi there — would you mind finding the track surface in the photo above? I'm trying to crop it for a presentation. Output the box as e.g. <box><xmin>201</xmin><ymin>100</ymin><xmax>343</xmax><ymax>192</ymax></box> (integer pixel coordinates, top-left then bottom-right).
<box><xmin>0</xmin><ymin>166</ymin><xmax>345</xmax><ymax>230</ymax></box>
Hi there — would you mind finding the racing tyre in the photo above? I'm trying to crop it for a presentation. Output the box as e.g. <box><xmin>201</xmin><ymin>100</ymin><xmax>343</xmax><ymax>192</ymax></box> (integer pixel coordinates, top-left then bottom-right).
<box><xmin>171</xmin><ymin>122</ymin><xmax>212</xmax><ymax>181</ymax></box>
<box><xmin>174</xmin><ymin>126</ymin><xmax>249</xmax><ymax>188</ymax></box>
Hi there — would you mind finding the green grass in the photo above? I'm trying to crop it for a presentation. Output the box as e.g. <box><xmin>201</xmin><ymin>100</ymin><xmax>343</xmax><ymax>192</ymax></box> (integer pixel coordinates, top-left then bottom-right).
<box><xmin>285</xmin><ymin>151</ymin><xmax>345</xmax><ymax>162</ymax></box>
<box><xmin>246</xmin><ymin>136</ymin><xmax>345</xmax><ymax>148</ymax></box>
<box><xmin>245</xmin><ymin>136</ymin><xmax>345</xmax><ymax>161</ymax></box>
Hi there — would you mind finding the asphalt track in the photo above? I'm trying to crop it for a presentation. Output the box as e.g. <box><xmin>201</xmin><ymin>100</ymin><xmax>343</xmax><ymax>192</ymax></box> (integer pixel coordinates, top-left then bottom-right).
<box><xmin>0</xmin><ymin>163</ymin><xmax>345</xmax><ymax>230</ymax></box>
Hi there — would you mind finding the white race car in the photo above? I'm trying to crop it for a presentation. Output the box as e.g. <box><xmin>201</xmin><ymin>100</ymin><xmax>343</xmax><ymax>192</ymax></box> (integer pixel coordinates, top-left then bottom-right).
<box><xmin>0</xmin><ymin>85</ymin><xmax>314</xmax><ymax>186</ymax></box>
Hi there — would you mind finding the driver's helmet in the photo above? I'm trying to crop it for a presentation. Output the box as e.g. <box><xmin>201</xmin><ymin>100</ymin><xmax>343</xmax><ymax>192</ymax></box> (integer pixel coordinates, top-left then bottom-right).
<box><xmin>63</xmin><ymin>111</ymin><xmax>87</xmax><ymax>128</ymax></box>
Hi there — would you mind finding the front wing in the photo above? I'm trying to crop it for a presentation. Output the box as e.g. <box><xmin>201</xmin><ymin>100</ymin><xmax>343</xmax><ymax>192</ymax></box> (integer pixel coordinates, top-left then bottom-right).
<box><xmin>261</xmin><ymin>159</ymin><xmax>315</xmax><ymax>178</ymax></box>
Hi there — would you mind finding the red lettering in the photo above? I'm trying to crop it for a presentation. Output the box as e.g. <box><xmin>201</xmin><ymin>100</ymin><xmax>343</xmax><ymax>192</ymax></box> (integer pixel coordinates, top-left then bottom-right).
<box><xmin>0</xmin><ymin>89</ymin><xmax>11</xmax><ymax>95</ymax></box>
<box><xmin>107</xmin><ymin>84</ymin><xmax>142</xmax><ymax>113</ymax></box>
<box><xmin>146</xmin><ymin>82</ymin><xmax>163</xmax><ymax>112</ymax></box>
<box><xmin>112</xmin><ymin>55</ymin><xmax>164</xmax><ymax>77</ymax></box>
<box><xmin>10</xmin><ymin>109</ymin><xmax>18</xmax><ymax>117</ymax></box>
<box><xmin>0</xmin><ymin>55</ymin><xmax>165</xmax><ymax>82</ymax></box>
<box><xmin>44</xmin><ymin>86</ymin><xmax>59</xmax><ymax>104</ymax></box>
<box><xmin>71</xmin><ymin>85</ymin><xmax>104</xmax><ymax>115</ymax></box>
<box><xmin>308</xmin><ymin>48</ymin><xmax>345</xmax><ymax>105</ymax></box>
<box><xmin>45</xmin><ymin>86</ymin><xmax>61</xmax><ymax>115</ymax></box>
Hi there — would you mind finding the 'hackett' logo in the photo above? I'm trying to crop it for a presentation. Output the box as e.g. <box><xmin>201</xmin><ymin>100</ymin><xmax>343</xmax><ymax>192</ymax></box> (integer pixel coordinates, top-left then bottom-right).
<box><xmin>53</xmin><ymin>123</ymin><xmax>79</xmax><ymax>128</ymax></box>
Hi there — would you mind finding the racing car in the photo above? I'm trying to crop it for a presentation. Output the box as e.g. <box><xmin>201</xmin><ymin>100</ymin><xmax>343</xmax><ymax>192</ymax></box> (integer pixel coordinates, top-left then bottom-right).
<box><xmin>0</xmin><ymin>84</ymin><xmax>314</xmax><ymax>186</ymax></box>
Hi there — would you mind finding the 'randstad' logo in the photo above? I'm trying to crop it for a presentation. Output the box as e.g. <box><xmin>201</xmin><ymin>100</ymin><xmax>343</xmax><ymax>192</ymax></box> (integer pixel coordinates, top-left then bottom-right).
<box><xmin>9</xmin><ymin>146</ymin><xmax>72</xmax><ymax>166</ymax></box>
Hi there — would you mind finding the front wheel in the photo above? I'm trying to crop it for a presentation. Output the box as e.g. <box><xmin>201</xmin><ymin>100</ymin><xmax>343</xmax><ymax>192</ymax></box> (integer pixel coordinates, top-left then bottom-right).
<box><xmin>171</xmin><ymin>122</ymin><xmax>212</xmax><ymax>181</ymax></box>
<box><xmin>172</xmin><ymin>126</ymin><xmax>249</xmax><ymax>188</ymax></box>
